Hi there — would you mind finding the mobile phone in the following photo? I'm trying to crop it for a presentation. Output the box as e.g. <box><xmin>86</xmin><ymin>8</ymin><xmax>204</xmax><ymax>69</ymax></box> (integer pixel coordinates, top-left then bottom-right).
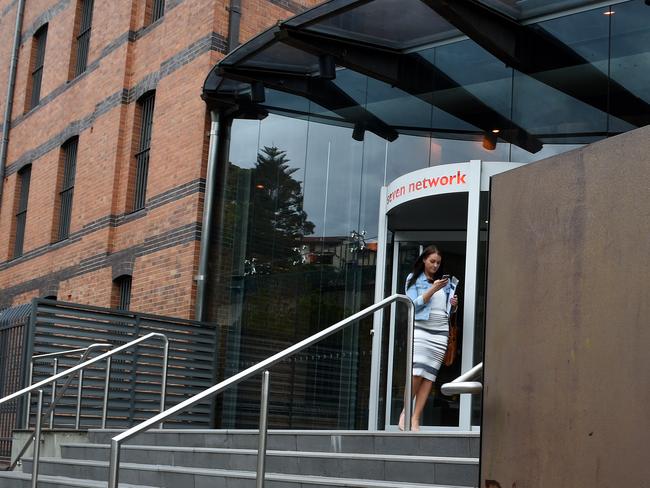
<box><xmin>441</xmin><ymin>274</ymin><xmax>450</xmax><ymax>279</ymax></box>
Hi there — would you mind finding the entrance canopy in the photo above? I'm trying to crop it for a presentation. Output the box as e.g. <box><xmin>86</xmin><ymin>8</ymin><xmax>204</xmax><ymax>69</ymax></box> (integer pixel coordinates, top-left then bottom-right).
<box><xmin>203</xmin><ymin>0</ymin><xmax>650</xmax><ymax>154</ymax></box>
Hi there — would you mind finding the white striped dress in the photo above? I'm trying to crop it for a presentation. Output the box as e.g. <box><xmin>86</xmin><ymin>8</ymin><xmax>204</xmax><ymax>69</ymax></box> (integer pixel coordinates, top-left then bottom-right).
<box><xmin>412</xmin><ymin>288</ymin><xmax>448</xmax><ymax>382</ymax></box>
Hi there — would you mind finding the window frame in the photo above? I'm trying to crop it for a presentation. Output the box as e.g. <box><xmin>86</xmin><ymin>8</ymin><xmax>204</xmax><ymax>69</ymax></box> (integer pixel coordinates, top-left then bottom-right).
<box><xmin>133</xmin><ymin>91</ymin><xmax>155</xmax><ymax>211</ymax></box>
<box><xmin>57</xmin><ymin>137</ymin><xmax>78</xmax><ymax>241</ymax></box>
<box><xmin>13</xmin><ymin>165</ymin><xmax>32</xmax><ymax>258</ymax></box>
<box><xmin>73</xmin><ymin>0</ymin><xmax>94</xmax><ymax>77</ymax></box>
<box><xmin>114</xmin><ymin>275</ymin><xmax>132</xmax><ymax>311</ymax></box>
<box><xmin>29</xmin><ymin>25</ymin><xmax>48</xmax><ymax>110</ymax></box>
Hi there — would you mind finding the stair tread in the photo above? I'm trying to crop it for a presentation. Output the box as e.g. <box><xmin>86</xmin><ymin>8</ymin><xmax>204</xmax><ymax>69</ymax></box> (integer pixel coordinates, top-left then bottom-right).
<box><xmin>0</xmin><ymin>470</ymin><xmax>154</xmax><ymax>487</ymax></box>
<box><xmin>22</xmin><ymin>457</ymin><xmax>474</xmax><ymax>487</ymax></box>
<box><xmin>60</xmin><ymin>443</ymin><xmax>479</xmax><ymax>463</ymax></box>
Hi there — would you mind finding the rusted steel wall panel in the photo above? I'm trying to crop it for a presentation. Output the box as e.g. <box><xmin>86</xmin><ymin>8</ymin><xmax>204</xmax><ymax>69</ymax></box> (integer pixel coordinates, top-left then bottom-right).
<box><xmin>482</xmin><ymin>126</ymin><xmax>650</xmax><ymax>487</ymax></box>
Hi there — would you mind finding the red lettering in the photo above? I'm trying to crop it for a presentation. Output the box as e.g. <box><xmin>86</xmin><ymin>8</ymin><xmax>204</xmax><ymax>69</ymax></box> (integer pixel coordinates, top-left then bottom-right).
<box><xmin>450</xmin><ymin>174</ymin><xmax>456</xmax><ymax>184</ymax></box>
<box><xmin>458</xmin><ymin>171</ymin><xmax>466</xmax><ymax>184</ymax></box>
<box><xmin>415</xmin><ymin>181</ymin><xmax>423</xmax><ymax>191</ymax></box>
<box><xmin>440</xmin><ymin>176</ymin><xmax>449</xmax><ymax>185</ymax></box>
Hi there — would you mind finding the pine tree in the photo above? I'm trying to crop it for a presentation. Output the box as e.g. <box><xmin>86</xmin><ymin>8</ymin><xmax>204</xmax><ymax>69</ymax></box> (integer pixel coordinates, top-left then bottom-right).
<box><xmin>248</xmin><ymin>146</ymin><xmax>314</xmax><ymax>271</ymax></box>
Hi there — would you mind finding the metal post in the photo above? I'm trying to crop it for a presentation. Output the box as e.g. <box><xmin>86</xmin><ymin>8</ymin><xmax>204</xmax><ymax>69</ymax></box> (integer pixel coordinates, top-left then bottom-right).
<box><xmin>24</xmin><ymin>362</ymin><xmax>33</xmax><ymax>429</ymax></box>
<box><xmin>31</xmin><ymin>390</ymin><xmax>43</xmax><ymax>488</ymax></box>
<box><xmin>158</xmin><ymin>338</ymin><xmax>169</xmax><ymax>428</ymax></box>
<box><xmin>75</xmin><ymin>370</ymin><xmax>84</xmax><ymax>429</ymax></box>
<box><xmin>404</xmin><ymin>301</ymin><xmax>415</xmax><ymax>431</ymax></box>
<box><xmin>102</xmin><ymin>357</ymin><xmax>112</xmax><ymax>429</ymax></box>
<box><xmin>49</xmin><ymin>358</ymin><xmax>58</xmax><ymax>428</ymax></box>
<box><xmin>108</xmin><ymin>439</ymin><xmax>120</xmax><ymax>488</ymax></box>
<box><xmin>256</xmin><ymin>371</ymin><xmax>270</xmax><ymax>488</ymax></box>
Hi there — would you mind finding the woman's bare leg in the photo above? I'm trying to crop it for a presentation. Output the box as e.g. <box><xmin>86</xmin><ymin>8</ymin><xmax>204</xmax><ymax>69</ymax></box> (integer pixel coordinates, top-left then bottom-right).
<box><xmin>400</xmin><ymin>375</ymin><xmax>426</xmax><ymax>430</ymax></box>
<box><xmin>412</xmin><ymin>378</ymin><xmax>434</xmax><ymax>431</ymax></box>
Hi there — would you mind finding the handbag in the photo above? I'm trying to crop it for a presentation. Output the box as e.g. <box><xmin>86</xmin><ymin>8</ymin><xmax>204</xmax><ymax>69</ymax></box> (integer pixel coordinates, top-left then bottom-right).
<box><xmin>443</xmin><ymin>311</ymin><xmax>458</xmax><ymax>367</ymax></box>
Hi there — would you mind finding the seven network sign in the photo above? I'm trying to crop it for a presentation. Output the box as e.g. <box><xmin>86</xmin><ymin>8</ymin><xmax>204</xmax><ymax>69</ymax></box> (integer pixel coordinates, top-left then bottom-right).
<box><xmin>386</xmin><ymin>165</ymin><xmax>469</xmax><ymax>210</ymax></box>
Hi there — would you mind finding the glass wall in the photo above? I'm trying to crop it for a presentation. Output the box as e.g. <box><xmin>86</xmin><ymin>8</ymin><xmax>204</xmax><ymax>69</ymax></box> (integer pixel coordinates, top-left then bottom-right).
<box><xmin>205</xmin><ymin>1</ymin><xmax>650</xmax><ymax>429</ymax></box>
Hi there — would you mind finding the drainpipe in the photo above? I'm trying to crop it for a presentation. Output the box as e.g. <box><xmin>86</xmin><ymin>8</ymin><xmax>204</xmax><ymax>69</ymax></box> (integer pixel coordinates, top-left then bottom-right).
<box><xmin>195</xmin><ymin>111</ymin><xmax>233</xmax><ymax>321</ymax></box>
<box><xmin>195</xmin><ymin>111</ymin><xmax>220</xmax><ymax>321</ymax></box>
<box><xmin>195</xmin><ymin>0</ymin><xmax>241</xmax><ymax>320</ymax></box>
<box><xmin>0</xmin><ymin>0</ymin><xmax>27</xmax><ymax>209</ymax></box>
<box><xmin>227</xmin><ymin>0</ymin><xmax>241</xmax><ymax>52</ymax></box>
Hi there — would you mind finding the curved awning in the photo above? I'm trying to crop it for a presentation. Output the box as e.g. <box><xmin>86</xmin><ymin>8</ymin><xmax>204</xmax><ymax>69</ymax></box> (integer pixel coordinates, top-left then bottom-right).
<box><xmin>203</xmin><ymin>0</ymin><xmax>650</xmax><ymax>153</ymax></box>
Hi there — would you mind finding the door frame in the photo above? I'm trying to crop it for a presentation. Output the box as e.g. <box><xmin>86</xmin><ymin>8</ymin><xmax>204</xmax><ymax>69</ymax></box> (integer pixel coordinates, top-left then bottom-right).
<box><xmin>368</xmin><ymin>160</ymin><xmax>522</xmax><ymax>431</ymax></box>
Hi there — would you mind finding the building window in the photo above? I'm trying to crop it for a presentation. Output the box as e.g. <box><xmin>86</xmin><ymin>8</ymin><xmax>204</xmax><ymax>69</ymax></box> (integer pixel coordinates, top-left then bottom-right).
<box><xmin>133</xmin><ymin>91</ymin><xmax>155</xmax><ymax>211</ymax></box>
<box><xmin>114</xmin><ymin>275</ymin><xmax>132</xmax><ymax>311</ymax></box>
<box><xmin>27</xmin><ymin>25</ymin><xmax>48</xmax><ymax>110</ymax></box>
<box><xmin>57</xmin><ymin>137</ymin><xmax>78</xmax><ymax>241</ymax></box>
<box><xmin>13</xmin><ymin>166</ymin><xmax>32</xmax><ymax>258</ymax></box>
<box><xmin>72</xmin><ymin>0</ymin><xmax>94</xmax><ymax>77</ymax></box>
<box><xmin>147</xmin><ymin>0</ymin><xmax>165</xmax><ymax>24</ymax></box>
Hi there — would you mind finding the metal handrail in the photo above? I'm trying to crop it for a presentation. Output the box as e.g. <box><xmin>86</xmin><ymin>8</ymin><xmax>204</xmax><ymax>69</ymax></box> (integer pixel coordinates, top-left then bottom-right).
<box><xmin>440</xmin><ymin>362</ymin><xmax>483</xmax><ymax>396</ymax></box>
<box><xmin>9</xmin><ymin>344</ymin><xmax>112</xmax><ymax>472</ymax></box>
<box><xmin>26</xmin><ymin>343</ymin><xmax>112</xmax><ymax>430</ymax></box>
<box><xmin>0</xmin><ymin>332</ymin><xmax>170</xmax><ymax>486</ymax></box>
<box><xmin>108</xmin><ymin>293</ymin><xmax>415</xmax><ymax>488</ymax></box>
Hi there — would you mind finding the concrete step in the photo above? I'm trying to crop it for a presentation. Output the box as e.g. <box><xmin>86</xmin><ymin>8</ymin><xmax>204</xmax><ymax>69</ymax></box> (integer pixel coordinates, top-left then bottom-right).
<box><xmin>0</xmin><ymin>471</ymin><xmax>154</xmax><ymax>488</ymax></box>
<box><xmin>20</xmin><ymin>457</ymin><xmax>473</xmax><ymax>488</ymax></box>
<box><xmin>87</xmin><ymin>429</ymin><xmax>480</xmax><ymax>457</ymax></box>
<box><xmin>58</xmin><ymin>443</ymin><xmax>479</xmax><ymax>485</ymax></box>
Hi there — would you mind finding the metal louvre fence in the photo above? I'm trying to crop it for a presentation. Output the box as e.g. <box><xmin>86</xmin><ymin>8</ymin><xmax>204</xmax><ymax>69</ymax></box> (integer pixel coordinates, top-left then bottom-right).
<box><xmin>24</xmin><ymin>299</ymin><xmax>219</xmax><ymax>431</ymax></box>
<box><xmin>0</xmin><ymin>304</ymin><xmax>31</xmax><ymax>463</ymax></box>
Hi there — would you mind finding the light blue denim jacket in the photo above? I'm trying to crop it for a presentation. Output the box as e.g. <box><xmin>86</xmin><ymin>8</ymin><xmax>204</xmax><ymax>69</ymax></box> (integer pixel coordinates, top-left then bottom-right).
<box><xmin>405</xmin><ymin>272</ymin><xmax>452</xmax><ymax>320</ymax></box>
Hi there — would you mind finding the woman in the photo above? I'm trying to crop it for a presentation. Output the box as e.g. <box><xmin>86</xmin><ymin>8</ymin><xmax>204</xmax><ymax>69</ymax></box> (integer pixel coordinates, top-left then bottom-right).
<box><xmin>400</xmin><ymin>245</ymin><xmax>458</xmax><ymax>431</ymax></box>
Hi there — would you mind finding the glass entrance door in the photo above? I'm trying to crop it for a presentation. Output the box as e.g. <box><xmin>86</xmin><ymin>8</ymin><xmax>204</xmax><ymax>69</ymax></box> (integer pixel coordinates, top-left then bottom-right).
<box><xmin>384</xmin><ymin>231</ymin><xmax>468</xmax><ymax>430</ymax></box>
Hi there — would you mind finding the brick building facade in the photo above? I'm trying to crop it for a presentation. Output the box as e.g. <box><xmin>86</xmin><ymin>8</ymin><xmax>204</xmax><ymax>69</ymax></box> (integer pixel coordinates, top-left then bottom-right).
<box><xmin>0</xmin><ymin>0</ymin><xmax>322</xmax><ymax>316</ymax></box>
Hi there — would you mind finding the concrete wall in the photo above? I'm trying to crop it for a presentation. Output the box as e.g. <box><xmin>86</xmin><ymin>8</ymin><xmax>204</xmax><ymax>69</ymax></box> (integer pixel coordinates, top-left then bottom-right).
<box><xmin>481</xmin><ymin>125</ymin><xmax>650</xmax><ymax>487</ymax></box>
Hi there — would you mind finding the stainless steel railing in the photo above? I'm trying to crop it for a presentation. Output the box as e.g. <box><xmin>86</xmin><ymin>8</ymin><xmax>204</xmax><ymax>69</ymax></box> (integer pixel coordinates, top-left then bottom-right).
<box><xmin>0</xmin><ymin>332</ymin><xmax>169</xmax><ymax>487</ymax></box>
<box><xmin>441</xmin><ymin>362</ymin><xmax>483</xmax><ymax>396</ymax></box>
<box><xmin>26</xmin><ymin>344</ymin><xmax>112</xmax><ymax>430</ymax></box>
<box><xmin>107</xmin><ymin>294</ymin><xmax>415</xmax><ymax>488</ymax></box>
<box><xmin>10</xmin><ymin>344</ymin><xmax>112</xmax><ymax>472</ymax></box>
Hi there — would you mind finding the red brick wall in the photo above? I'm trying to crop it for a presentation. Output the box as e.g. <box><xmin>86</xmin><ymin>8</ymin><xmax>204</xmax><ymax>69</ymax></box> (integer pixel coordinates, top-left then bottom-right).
<box><xmin>0</xmin><ymin>0</ymin><xmax>324</xmax><ymax>319</ymax></box>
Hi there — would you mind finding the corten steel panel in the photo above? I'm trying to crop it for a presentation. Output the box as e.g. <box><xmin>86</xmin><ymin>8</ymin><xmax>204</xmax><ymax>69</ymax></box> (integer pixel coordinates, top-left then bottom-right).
<box><xmin>482</xmin><ymin>126</ymin><xmax>650</xmax><ymax>488</ymax></box>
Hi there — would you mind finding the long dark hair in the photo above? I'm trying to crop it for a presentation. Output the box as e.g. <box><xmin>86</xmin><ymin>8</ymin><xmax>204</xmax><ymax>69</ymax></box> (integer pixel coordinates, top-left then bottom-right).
<box><xmin>407</xmin><ymin>245</ymin><xmax>442</xmax><ymax>289</ymax></box>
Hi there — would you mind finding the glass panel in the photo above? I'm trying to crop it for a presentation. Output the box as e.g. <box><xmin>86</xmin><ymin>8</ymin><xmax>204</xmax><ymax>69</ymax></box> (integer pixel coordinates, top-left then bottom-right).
<box><xmin>363</xmin><ymin>77</ymin><xmax>434</xmax><ymax>132</ymax></box>
<box><xmin>609</xmin><ymin>0</ymin><xmax>650</xmax><ymax>133</ymax></box>
<box><xmin>307</xmin><ymin>0</ymin><xmax>459</xmax><ymax>49</ymax></box>
<box><xmin>480</xmin><ymin>0</ymin><xmax>605</xmax><ymax>20</ymax></box>
<box><xmin>240</xmin><ymin>42</ymin><xmax>320</xmax><ymax>74</ymax></box>
<box><xmin>512</xmin><ymin>7</ymin><xmax>610</xmax><ymax>144</ymax></box>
